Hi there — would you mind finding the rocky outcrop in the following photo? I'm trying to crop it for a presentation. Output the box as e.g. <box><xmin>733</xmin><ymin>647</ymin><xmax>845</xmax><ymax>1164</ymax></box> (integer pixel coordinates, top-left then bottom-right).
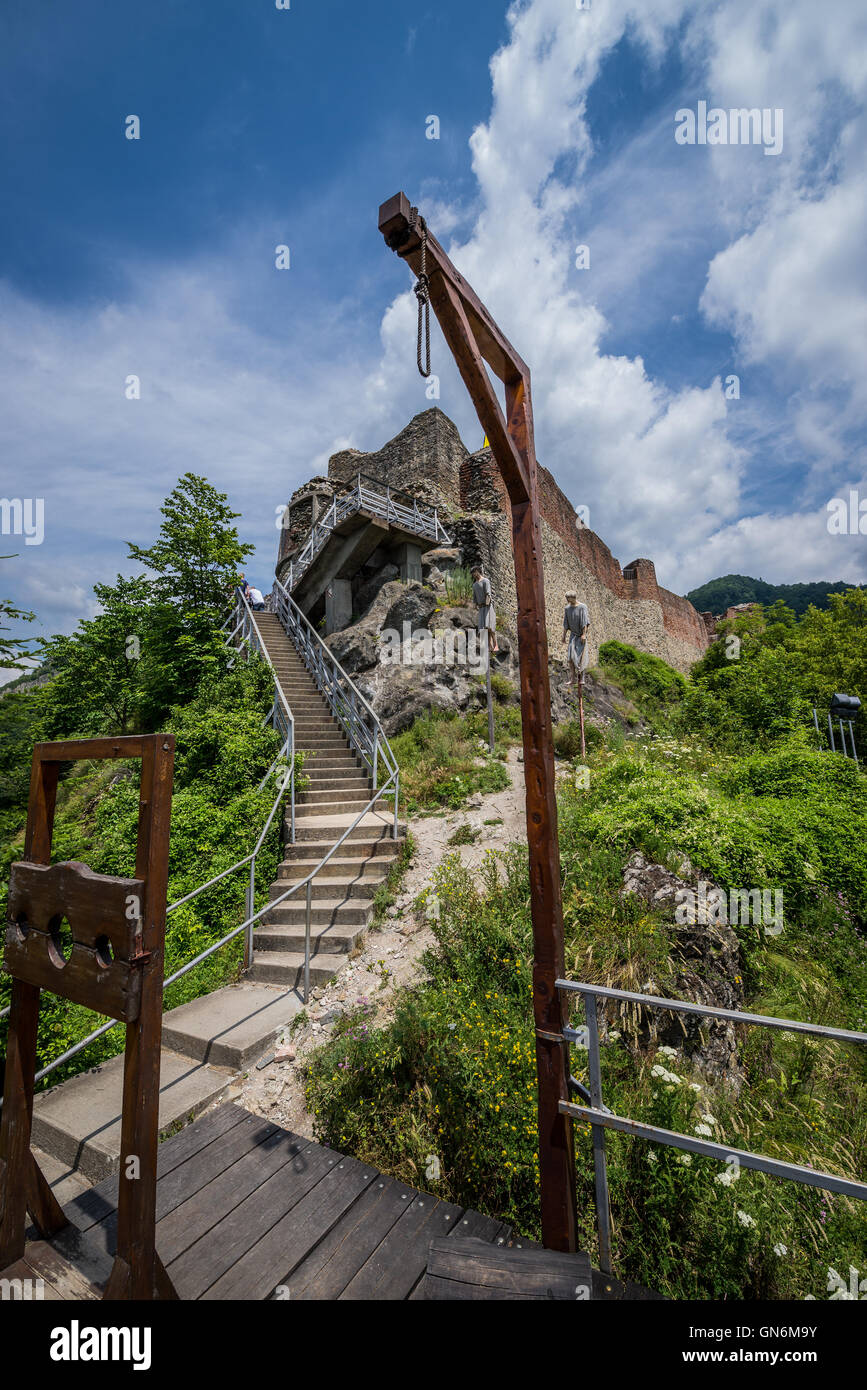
<box><xmin>620</xmin><ymin>853</ymin><xmax>744</xmax><ymax>1089</ymax></box>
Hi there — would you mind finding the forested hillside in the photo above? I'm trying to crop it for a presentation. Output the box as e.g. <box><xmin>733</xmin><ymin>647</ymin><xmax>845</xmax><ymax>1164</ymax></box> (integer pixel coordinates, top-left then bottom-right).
<box><xmin>686</xmin><ymin>573</ymin><xmax>864</xmax><ymax>618</ymax></box>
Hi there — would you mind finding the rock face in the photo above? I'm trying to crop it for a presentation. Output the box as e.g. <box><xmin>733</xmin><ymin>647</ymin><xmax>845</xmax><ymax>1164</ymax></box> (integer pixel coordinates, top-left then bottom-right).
<box><xmin>620</xmin><ymin>853</ymin><xmax>744</xmax><ymax>1089</ymax></box>
<box><xmin>323</xmin><ymin>574</ymin><xmax>520</xmax><ymax>737</ymax></box>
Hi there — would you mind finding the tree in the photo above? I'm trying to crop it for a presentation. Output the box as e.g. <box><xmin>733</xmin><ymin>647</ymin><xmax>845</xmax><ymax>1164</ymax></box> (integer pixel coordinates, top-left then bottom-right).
<box><xmin>39</xmin><ymin>575</ymin><xmax>153</xmax><ymax>736</ymax></box>
<box><xmin>127</xmin><ymin>473</ymin><xmax>253</xmax><ymax>612</ymax></box>
<box><xmin>0</xmin><ymin>555</ymin><xmax>35</xmax><ymax>671</ymax></box>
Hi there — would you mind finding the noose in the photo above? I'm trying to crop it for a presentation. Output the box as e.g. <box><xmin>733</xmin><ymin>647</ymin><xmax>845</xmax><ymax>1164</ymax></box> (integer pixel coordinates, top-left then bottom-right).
<box><xmin>409</xmin><ymin>206</ymin><xmax>431</xmax><ymax>379</ymax></box>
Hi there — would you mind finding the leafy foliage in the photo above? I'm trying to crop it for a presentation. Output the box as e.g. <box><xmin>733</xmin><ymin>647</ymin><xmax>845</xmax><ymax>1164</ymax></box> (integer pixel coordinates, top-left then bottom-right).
<box><xmin>686</xmin><ymin>572</ymin><xmax>865</xmax><ymax>618</ymax></box>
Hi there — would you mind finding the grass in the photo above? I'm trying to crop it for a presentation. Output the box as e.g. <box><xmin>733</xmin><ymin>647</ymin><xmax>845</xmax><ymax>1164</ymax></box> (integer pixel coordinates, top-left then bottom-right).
<box><xmin>305</xmin><ymin>706</ymin><xmax>867</xmax><ymax>1300</ymax></box>
<box><xmin>391</xmin><ymin>707</ymin><xmax>520</xmax><ymax>812</ymax></box>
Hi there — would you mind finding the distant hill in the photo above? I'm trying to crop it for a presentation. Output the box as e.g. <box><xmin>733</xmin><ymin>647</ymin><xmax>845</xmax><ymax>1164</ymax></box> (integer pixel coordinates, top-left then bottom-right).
<box><xmin>686</xmin><ymin>574</ymin><xmax>864</xmax><ymax>619</ymax></box>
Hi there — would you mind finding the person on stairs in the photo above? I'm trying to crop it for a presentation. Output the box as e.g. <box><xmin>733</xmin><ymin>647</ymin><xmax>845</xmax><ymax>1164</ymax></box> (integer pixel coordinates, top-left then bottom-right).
<box><xmin>247</xmin><ymin>583</ymin><xmax>266</xmax><ymax>612</ymax></box>
<box><xmin>472</xmin><ymin>566</ymin><xmax>499</xmax><ymax>654</ymax></box>
<box><xmin>562</xmin><ymin>591</ymin><xmax>590</xmax><ymax>688</ymax></box>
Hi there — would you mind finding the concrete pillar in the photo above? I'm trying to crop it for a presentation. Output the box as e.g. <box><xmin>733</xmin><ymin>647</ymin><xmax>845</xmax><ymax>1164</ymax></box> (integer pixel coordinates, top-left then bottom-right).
<box><xmin>392</xmin><ymin>542</ymin><xmax>423</xmax><ymax>584</ymax></box>
<box><xmin>325</xmin><ymin>579</ymin><xmax>353</xmax><ymax>634</ymax></box>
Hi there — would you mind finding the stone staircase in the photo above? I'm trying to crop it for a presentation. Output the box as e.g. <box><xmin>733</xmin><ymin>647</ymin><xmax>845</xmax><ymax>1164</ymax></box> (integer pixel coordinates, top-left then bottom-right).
<box><xmin>25</xmin><ymin>605</ymin><xmax>405</xmax><ymax>1195</ymax></box>
<box><xmin>248</xmin><ymin>612</ymin><xmax>404</xmax><ymax>991</ymax></box>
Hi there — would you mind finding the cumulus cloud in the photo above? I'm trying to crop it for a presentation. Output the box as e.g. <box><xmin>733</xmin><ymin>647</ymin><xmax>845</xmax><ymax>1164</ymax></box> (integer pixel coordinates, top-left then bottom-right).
<box><xmin>3</xmin><ymin>0</ymin><xmax>866</xmax><ymax>661</ymax></box>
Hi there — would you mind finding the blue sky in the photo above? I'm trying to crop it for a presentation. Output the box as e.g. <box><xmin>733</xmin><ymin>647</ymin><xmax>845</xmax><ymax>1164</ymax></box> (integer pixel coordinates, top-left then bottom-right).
<box><xmin>2</xmin><ymin>0</ymin><xmax>866</xmax><ymax>674</ymax></box>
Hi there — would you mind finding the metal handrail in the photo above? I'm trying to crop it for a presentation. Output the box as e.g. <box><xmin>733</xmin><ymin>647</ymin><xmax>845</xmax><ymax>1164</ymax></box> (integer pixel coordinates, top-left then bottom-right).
<box><xmin>271</xmin><ymin>575</ymin><xmax>400</xmax><ymax>797</ymax></box>
<box><xmin>555</xmin><ymin>978</ymin><xmax>867</xmax><ymax>1276</ymax></box>
<box><xmin>229</xmin><ymin>589</ymin><xmax>296</xmax><ymax>844</ymax></box>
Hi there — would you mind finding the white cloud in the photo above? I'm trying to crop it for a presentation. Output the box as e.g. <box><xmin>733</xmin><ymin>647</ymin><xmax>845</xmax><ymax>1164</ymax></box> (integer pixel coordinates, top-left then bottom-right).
<box><xmin>3</xmin><ymin>0</ymin><xmax>866</xmax><ymax>648</ymax></box>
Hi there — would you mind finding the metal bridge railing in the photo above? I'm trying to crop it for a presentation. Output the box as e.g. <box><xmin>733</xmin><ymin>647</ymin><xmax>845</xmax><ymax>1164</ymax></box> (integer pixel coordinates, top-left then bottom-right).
<box><xmin>271</xmin><ymin>574</ymin><xmax>400</xmax><ymax>813</ymax></box>
<box><xmin>556</xmin><ymin>979</ymin><xmax>867</xmax><ymax>1276</ymax></box>
<box><xmin>280</xmin><ymin>473</ymin><xmax>451</xmax><ymax>594</ymax></box>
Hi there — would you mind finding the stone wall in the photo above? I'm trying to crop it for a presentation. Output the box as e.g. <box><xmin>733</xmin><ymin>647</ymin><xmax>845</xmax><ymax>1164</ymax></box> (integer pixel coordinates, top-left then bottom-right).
<box><xmin>456</xmin><ymin>442</ymin><xmax>708</xmax><ymax>672</ymax></box>
<box><xmin>277</xmin><ymin>408</ymin><xmax>709</xmax><ymax>673</ymax></box>
<box><xmin>327</xmin><ymin>408</ymin><xmax>466</xmax><ymax>514</ymax></box>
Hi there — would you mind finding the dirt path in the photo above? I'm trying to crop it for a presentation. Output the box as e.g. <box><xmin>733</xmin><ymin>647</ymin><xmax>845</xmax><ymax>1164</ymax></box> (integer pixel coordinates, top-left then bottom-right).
<box><xmin>234</xmin><ymin>747</ymin><xmax>533</xmax><ymax>1136</ymax></box>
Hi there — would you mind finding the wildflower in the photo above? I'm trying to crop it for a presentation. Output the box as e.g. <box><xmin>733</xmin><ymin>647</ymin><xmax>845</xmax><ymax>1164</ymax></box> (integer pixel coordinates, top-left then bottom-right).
<box><xmin>689</xmin><ymin>1082</ymin><xmax>702</xmax><ymax>1093</ymax></box>
<box><xmin>647</xmin><ymin>1150</ymin><xmax>659</xmax><ymax>1164</ymax></box>
<box><xmin>701</xmin><ymin>1113</ymin><xmax>717</xmax><ymax>1126</ymax></box>
<box><xmin>736</xmin><ymin>1210</ymin><xmax>756</xmax><ymax>1229</ymax></box>
<box><xmin>657</xmin><ymin>1045</ymin><xmax>677</xmax><ymax>1059</ymax></box>
<box><xmin>715</xmin><ymin>1171</ymin><xmax>734</xmax><ymax>1187</ymax></box>
<box><xmin>678</xmin><ymin>1153</ymin><xmax>692</xmax><ymax>1166</ymax></box>
<box><xmin>773</xmin><ymin>1244</ymin><xmax>788</xmax><ymax>1258</ymax></box>
<box><xmin>694</xmin><ymin>1124</ymin><xmax>713</xmax><ymax>1137</ymax></box>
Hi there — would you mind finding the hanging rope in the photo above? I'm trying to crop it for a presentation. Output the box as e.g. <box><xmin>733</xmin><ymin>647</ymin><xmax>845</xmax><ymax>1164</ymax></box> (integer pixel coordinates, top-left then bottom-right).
<box><xmin>409</xmin><ymin>206</ymin><xmax>431</xmax><ymax>379</ymax></box>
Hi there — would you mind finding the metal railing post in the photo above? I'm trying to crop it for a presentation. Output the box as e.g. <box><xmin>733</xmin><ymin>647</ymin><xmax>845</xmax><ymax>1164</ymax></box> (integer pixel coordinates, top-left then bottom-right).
<box><xmin>245</xmin><ymin>858</ymin><xmax>256</xmax><ymax>970</ymax></box>
<box><xmin>373</xmin><ymin>736</ymin><xmax>379</xmax><ymax>791</ymax></box>
<box><xmin>393</xmin><ymin>770</ymin><xmax>400</xmax><ymax>839</ymax></box>
<box><xmin>304</xmin><ymin>880</ymin><xmax>312</xmax><ymax>1005</ymax></box>
<box><xmin>584</xmin><ymin>989</ymin><xmax>613</xmax><ymax>1275</ymax></box>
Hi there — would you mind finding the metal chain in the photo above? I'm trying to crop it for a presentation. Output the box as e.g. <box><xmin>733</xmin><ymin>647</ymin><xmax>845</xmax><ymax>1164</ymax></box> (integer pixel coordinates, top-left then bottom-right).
<box><xmin>410</xmin><ymin>206</ymin><xmax>431</xmax><ymax>379</ymax></box>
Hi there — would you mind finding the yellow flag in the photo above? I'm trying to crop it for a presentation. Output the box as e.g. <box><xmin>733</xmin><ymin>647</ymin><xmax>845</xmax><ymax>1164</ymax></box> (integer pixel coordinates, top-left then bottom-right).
<box><xmin>482</xmin><ymin>435</ymin><xmax>489</xmax><ymax>448</ymax></box>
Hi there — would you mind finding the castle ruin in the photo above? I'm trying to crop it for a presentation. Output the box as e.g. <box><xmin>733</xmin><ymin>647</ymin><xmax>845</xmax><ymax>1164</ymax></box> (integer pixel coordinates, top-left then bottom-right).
<box><xmin>275</xmin><ymin>408</ymin><xmax>709</xmax><ymax>675</ymax></box>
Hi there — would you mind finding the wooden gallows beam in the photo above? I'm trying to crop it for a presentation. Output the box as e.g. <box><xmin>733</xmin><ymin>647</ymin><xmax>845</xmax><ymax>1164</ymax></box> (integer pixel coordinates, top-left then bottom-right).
<box><xmin>378</xmin><ymin>193</ymin><xmax>578</xmax><ymax>1252</ymax></box>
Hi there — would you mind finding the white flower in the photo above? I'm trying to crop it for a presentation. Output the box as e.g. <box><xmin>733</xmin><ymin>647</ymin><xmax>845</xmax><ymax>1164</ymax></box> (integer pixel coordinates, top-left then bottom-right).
<box><xmin>650</xmin><ymin>1064</ymin><xmax>667</xmax><ymax>1078</ymax></box>
<box><xmin>773</xmin><ymin>1244</ymin><xmax>788</xmax><ymax>1258</ymax></box>
<box><xmin>689</xmin><ymin>1083</ymin><xmax>702</xmax><ymax>1093</ymax></box>
<box><xmin>736</xmin><ymin>1209</ymin><xmax>756</xmax><ymax>1229</ymax></box>
<box><xmin>647</xmin><ymin>1150</ymin><xmax>658</xmax><ymax>1164</ymax></box>
<box><xmin>695</xmin><ymin>1124</ymin><xmax>713</xmax><ymax>1137</ymax></box>
<box><xmin>678</xmin><ymin>1153</ymin><xmax>692</xmax><ymax>1166</ymax></box>
<box><xmin>608</xmin><ymin>1030</ymin><xmax>621</xmax><ymax>1041</ymax></box>
<box><xmin>715</xmin><ymin>1171</ymin><xmax>734</xmax><ymax>1187</ymax></box>
<box><xmin>657</xmin><ymin>1046</ymin><xmax>678</xmax><ymax>1059</ymax></box>
<box><xmin>701</xmin><ymin>1113</ymin><xmax>717</xmax><ymax>1126</ymax></box>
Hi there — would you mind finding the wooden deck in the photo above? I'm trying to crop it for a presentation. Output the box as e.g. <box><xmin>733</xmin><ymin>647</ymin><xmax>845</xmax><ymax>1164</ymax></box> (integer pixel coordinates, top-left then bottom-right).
<box><xmin>43</xmin><ymin>1102</ymin><xmax>513</xmax><ymax>1300</ymax></box>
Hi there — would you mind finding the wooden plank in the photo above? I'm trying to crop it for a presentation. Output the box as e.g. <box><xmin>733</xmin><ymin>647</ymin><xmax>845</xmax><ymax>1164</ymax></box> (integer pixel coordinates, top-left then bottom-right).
<box><xmin>0</xmin><ymin>1255</ymin><xmax>63</xmax><ymax>1300</ymax></box>
<box><xmin>156</xmin><ymin>1128</ymin><xmax>317</xmax><ymax>1269</ymax></box>
<box><xmin>3</xmin><ymin>928</ymin><xmax>140</xmax><ymax>1021</ymax></box>
<box><xmin>32</xmin><ymin>737</ymin><xmax>148</xmax><ymax>763</ymax></box>
<box><xmin>340</xmin><ymin>1192</ymin><xmax>464</xmax><ymax>1301</ymax></box>
<box><xmin>24</xmin><ymin>1239</ymin><xmax>101</xmax><ymax>1300</ymax></box>
<box><xmin>202</xmin><ymin>1154</ymin><xmax>377</xmax><ymax>1300</ymax></box>
<box><xmin>285</xmin><ymin>1175</ymin><xmax>421</xmax><ymax>1301</ymax></box>
<box><xmin>424</xmin><ymin>1237</ymin><xmax>592</xmax><ymax>1301</ymax></box>
<box><xmin>166</xmin><ymin>1136</ymin><xmax>337</xmax><ymax>1300</ymax></box>
<box><xmin>71</xmin><ymin>1111</ymin><xmax>281</xmax><ymax>1256</ymax></box>
<box><xmin>409</xmin><ymin>1207</ymin><xmax>512</xmax><ymax>1299</ymax></box>
<box><xmin>65</xmin><ymin>1101</ymin><xmax>250</xmax><ymax>1232</ymax></box>
<box><xmin>7</xmin><ymin>860</ymin><xmax>144</xmax><ymax>955</ymax></box>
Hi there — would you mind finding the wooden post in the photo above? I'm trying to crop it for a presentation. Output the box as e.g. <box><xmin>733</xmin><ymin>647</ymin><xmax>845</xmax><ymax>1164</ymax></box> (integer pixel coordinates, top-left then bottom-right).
<box><xmin>0</xmin><ymin>734</ymin><xmax>178</xmax><ymax>1299</ymax></box>
<box><xmin>379</xmin><ymin>193</ymin><xmax>578</xmax><ymax>1252</ymax></box>
<box><xmin>485</xmin><ymin>628</ymin><xmax>495</xmax><ymax>754</ymax></box>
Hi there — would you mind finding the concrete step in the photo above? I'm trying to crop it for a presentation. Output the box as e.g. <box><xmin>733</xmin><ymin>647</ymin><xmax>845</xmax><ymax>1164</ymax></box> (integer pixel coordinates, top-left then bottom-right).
<box><xmin>31</xmin><ymin>1048</ymin><xmax>234</xmax><ymax>1183</ymax></box>
<box><xmin>290</xmin><ymin>814</ymin><xmax>404</xmax><ymax>842</ymax></box>
<box><xmin>265</xmin><ymin>897</ymin><xmax>372</xmax><ymax>926</ymax></box>
<box><xmin>31</xmin><ymin>1145</ymin><xmax>93</xmax><ymax>1206</ymax></box>
<box><xmin>254</xmin><ymin>920</ymin><xmax>365</xmax><ymax>954</ymax></box>
<box><xmin>298</xmin><ymin>789</ymin><xmax>371</xmax><ymax>806</ymax></box>
<box><xmin>247</xmin><ymin>952</ymin><xmax>347</xmax><ymax>989</ymax></box>
<box><xmin>281</xmin><ymin>837</ymin><xmax>402</xmax><ymax>863</ymax></box>
<box><xmin>303</xmin><ymin>771</ymin><xmax>371</xmax><ymax>787</ymax></box>
<box><xmin>268</xmin><ymin>874</ymin><xmax>379</xmax><ymax>902</ymax></box>
<box><xmin>160</xmin><ymin>982</ymin><xmax>304</xmax><ymax>1069</ymax></box>
<box><xmin>276</xmin><ymin>850</ymin><xmax>391</xmax><ymax>872</ymax></box>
